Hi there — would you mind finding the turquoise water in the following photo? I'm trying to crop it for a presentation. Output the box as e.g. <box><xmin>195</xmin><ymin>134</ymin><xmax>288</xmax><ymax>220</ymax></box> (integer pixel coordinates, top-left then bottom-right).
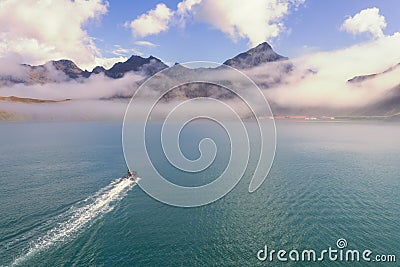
<box><xmin>0</xmin><ymin>121</ymin><xmax>399</xmax><ymax>266</ymax></box>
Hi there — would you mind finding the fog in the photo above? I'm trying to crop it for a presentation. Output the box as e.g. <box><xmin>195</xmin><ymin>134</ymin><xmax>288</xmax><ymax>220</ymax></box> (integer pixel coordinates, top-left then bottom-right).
<box><xmin>1</xmin><ymin>33</ymin><xmax>400</xmax><ymax>120</ymax></box>
<box><xmin>0</xmin><ymin>100</ymin><xmax>128</xmax><ymax>121</ymax></box>
<box><xmin>252</xmin><ymin>33</ymin><xmax>400</xmax><ymax>110</ymax></box>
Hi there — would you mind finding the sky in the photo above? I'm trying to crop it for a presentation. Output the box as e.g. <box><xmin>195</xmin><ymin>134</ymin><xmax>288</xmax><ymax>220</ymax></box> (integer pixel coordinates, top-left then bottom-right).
<box><xmin>1</xmin><ymin>0</ymin><xmax>400</xmax><ymax>70</ymax></box>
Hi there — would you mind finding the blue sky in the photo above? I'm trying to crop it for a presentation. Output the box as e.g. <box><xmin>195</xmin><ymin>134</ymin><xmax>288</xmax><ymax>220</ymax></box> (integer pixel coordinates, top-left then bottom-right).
<box><xmin>85</xmin><ymin>0</ymin><xmax>400</xmax><ymax>65</ymax></box>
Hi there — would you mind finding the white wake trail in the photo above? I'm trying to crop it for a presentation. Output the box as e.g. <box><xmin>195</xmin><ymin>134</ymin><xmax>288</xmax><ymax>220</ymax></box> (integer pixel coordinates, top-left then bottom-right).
<box><xmin>11</xmin><ymin>178</ymin><xmax>136</xmax><ymax>266</ymax></box>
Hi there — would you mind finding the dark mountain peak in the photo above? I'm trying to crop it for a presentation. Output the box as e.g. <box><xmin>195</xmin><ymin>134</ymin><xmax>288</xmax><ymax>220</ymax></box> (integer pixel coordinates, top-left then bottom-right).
<box><xmin>49</xmin><ymin>59</ymin><xmax>84</xmax><ymax>79</ymax></box>
<box><xmin>252</xmin><ymin>42</ymin><xmax>273</xmax><ymax>52</ymax></box>
<box><xmin>6</xmin><ymin>55</ymin><xmax>169</xmax><ymax>83</ymax></box>
<box><xmin>126</xmin><ymin>55</ymin><xmax>143</xmax><ymax>62</ymax></box>
<box><xmin>2</xmin><ymin>43</ymin><xmax>288</xmax><ymax>86</ymax></box>
<box><xmin>106</xmin><ymin>55</ymin><xmax>168</xmax><ymax>78</ymax></box>
<box><xmin>125</xmin><ymin>55</ymin><xmax>162</xmax><ymax>64</ymax></box>
<box><xmin>51</xmin><ymin>59</ymin><xmax>79</xmax><ymax>67</ymax></box>
<box><xmin>92</xmin><ymin>66</ymin><xmax>105</xmax><ymax>74</ymax></box>
<box><xmin>223</xmin><ymin>42</ymin><xmax>287</xmax><ymax>69</ymax></box>
<box><xmin>148</xmin><ymin>55</ymin><xmax>161</xmax><ymax>61</ymax></box>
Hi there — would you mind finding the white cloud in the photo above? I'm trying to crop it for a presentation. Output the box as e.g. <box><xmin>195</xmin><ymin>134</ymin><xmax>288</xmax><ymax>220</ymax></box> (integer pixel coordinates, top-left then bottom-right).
<box><xmin>176</xmin><ymin>0</ymin><xmax>202</xmax><ymax>26</ymax></box>
<box><xmin>177</xmin><ymin>0</ymin><xmax>202</xmax><ymax>15</ymax></box>
<box><xmin>110</xmin><ymin>44</ymin><xmax>142</xmax><ymax>57</ymax></box>
<box><xmin>192</xmin><ymin>0</ymin><xmax>305</xmax><ymax>46</ymax></box>
<box><xmin>92</xmin><ymin>56</ymin><xmax>128</xmax><ymax>70</ymax></box>
<box><xmin>262</xmin><ymin>32</ymin><xmax>400</xmax><ymax>109</ymax></box>
<box><xmin>341</xmin><ymin>7</ymin><xmax>387</xmax><ymax>39</ymax></box>
<box><xmin>128</xmin><ymin>3</ymin><xmax>173</xmax><ymax>37</ymax></box>
<box><xmin>0</xmin><ymin>0</ymin><xmax>111</xmax><ymax>69</ymax></box>
<box><xmin>134</xmin><ymin>41</ymin><xmax>158</xmax><ymax>47</ymax></box>
<box><xmin>127</xmin><ymin>0</ymin><xmax>304</xmax><ymax>46</ymax></box>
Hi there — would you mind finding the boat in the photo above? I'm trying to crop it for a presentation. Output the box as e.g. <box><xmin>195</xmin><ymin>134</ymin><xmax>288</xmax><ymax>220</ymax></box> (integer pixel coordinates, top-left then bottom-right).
<box><xmin>122</xmin><ymin>169</ymin><xmax>141</xmax><ymax>183</ymax></box>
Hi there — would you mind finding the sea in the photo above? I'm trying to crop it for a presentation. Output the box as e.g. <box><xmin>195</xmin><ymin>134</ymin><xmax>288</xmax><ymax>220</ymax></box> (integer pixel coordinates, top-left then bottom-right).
<box><xmin>0</xmin><ymin>121</ymin><xmax>399</xmax><ymax>266</ymax></box>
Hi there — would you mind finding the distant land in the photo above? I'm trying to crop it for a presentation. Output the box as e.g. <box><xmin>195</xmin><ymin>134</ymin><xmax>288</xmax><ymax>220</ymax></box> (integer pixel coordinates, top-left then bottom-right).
<box><xmin>0</xmin><ymin>96</ymin><xmax>71</xmax><ymax>104</ymax></box>
<box><xmin>1</xmin><ymin>42</ymin><xmax>400</xmax><ymax>120</ymax></box>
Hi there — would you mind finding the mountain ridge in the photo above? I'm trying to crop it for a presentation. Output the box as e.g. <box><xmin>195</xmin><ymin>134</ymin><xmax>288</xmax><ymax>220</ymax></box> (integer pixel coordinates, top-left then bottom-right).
<box><xmin>223</xmin><ymin>42</ymin><xmax>288</xmax><ymax>69</ymax></box>
<box><xmin>0</xmin><ymin>55</ymin><xmax>169</xmax><ymax>85</ymax></box>
<box><xmin>0</xmin><ymin>42</ymin><xmax>286</xmax><ymax>85</ymax></box>
<box><xmin>348</xmin><ymin>63</ymin><xmax>400</xmax><ymax>83</ymax></box>
<box><xmin>2</xmin><ymin>42</ymin><xmax>400</xmax><ymax>118</ymax></box>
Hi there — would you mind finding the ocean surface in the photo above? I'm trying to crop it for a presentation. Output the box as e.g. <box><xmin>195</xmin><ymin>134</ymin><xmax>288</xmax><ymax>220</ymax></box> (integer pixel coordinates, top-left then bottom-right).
<box><xmin>0</xmin><ymin>121</ymin><xmax>399</xmax><ymax>266</ymax></box>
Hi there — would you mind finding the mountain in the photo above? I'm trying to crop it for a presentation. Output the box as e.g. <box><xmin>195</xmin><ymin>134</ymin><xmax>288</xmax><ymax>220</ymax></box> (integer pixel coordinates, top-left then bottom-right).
<box><xmin>2</xmin><ymin>42</ymin><xmax>400</xmax><ymax>118</ymax></box>
<box><xmin>357</xmin><ymin>85</ymin><xmax>400</xmax><ymax>116</ymax></box>
<box><xmin>51</xmin><ymin>59</ymin><xmax>90</xmax><ymax>79</ymax></box>
<box><xmin>348</xmin><ymin>63</ymin><xmax>400</xmax><ymax>83</ymax></box>
<box><xmin>1</xmin><ymin>59</ymin><xmax>89</xmax><ymax>84</ymax></box>
<box><xmin>92</xmin><ymin>66</ymin><xmax>106</xmax><ymax>74</ymax></box>
<box><xmin>223</xmin><ymin>42</ymin><xmax>288</xmax><ymax>69</ymax></box>
<box><xmin>344</xmin><ymin>63</ymin><xmax>400</xmax><ymax>116</ymax></box>
<box><xmin>1</xmin><ymin>42</ymin><xmax>286</xmax><ymax>85</ymax></box>
<box><xmin>105</xmin><ymin>55</ymin><xmax>168</xmax><ymax>78</ymax></box>
<box><xmin>0</xmin><ymin>55</ymin><xmax>168</xmax><ymax>85</ymax></box>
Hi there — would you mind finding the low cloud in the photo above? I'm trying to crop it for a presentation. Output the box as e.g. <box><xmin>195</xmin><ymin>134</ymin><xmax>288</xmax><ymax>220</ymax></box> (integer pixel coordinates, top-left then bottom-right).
<box><xmin>2</xmin><ymin>32</ymin><xmax>400</xmax><ymax>119</ymax></box>
<box><xmin>0</xmin><ymin>99</ymin><xmax>128</xmax><ymax>121</ymax></box>
<box><xmin>260</xmin><ymin>33</ymin><xmax>400</xmax><ymax>110</ymax></box>
<box><xmin>341</xmin><ymin>7</ymin><xmax>387</xmax><ymax>39</ymax></box>
<box><xmin>93</xmin><ymin>56</ymin><xmax>129</xmax><ymax>70</ymax></box>
<box><xmin>0</xmin><ymin>53</ymin><xmax>27</xmax><ymax>80</ymax></box>
<box><xmin>0</xmin><ymin>72</ymin><xmax>143</xmax><ymax>100</ymax></box>
<box><xmin>0</xmin><ymin>68</ymin><xmax>145</xmax><ymax>120</ymax></box>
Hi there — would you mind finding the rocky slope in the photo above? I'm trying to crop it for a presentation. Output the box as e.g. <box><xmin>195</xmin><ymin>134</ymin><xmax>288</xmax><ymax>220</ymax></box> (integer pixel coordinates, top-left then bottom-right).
<box><xmin>0</xmin><ymin>55</ymin><xmax>168</xmax><ymax>85</ymax></box>
<box><xmin>348</xmin><ymin>63</ymin><xmax>400</xmax><ymax>83</ymax></box>
<box><xmin>223</xmin><ymin>42</ymin><xmax>288</xmax><ymax>69</ymax></box>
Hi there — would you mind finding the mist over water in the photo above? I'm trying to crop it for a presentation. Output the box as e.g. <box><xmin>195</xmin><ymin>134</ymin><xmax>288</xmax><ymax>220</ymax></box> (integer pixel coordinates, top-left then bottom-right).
<box><xmin>3</xmin><ymin>34</ymin><xmax>400</xmax><ymax>121</ymax></box>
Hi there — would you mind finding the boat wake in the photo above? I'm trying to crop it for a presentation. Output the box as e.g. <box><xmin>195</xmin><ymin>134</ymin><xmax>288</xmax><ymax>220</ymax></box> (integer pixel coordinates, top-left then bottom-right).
<box><xmin>11</xmin><ymin>178</ymin><xmax>137</xmax><ymax>266</ymax></box>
